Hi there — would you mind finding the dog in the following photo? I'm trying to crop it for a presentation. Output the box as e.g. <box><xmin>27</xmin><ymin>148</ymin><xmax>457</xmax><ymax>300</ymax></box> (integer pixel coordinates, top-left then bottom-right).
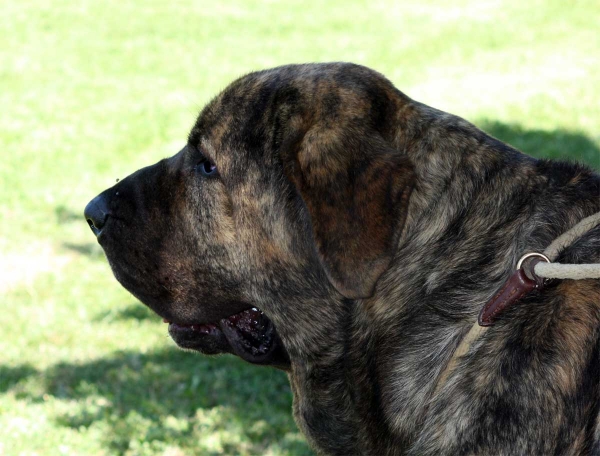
<box><xmin>84</xmin><ymin>63</ymin><xmax>600</xmax><ymax>455</ymax></box>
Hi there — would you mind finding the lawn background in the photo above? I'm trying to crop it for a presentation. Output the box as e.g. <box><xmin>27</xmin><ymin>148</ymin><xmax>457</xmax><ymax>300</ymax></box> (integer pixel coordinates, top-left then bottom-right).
<box><xmin>1</xmin><ymin>0</ymin><xmax>599</xmax><ymax>455</ymax></box>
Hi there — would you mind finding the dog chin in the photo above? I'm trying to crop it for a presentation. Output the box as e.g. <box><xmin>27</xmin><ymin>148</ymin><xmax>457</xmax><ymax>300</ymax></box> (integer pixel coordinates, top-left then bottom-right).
<box><xmin>166</xmin><ymin>307</ymin><xmax>291</xmax><ymax>370</ymax></box>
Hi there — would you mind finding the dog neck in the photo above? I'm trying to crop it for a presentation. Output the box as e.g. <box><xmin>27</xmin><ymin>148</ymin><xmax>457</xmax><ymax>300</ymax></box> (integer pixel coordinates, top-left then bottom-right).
<box><xmin>361</xmin><ymin>104</ymin><xmax>600</xmax><ymax>444</ymax></box>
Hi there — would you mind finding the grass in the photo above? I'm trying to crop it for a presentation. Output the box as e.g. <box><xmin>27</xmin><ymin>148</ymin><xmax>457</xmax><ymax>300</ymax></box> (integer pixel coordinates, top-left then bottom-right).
<box><xmin>1</xmin><ymin>0</ymin><xmax>598</xmax><ymax>454</ymax></box>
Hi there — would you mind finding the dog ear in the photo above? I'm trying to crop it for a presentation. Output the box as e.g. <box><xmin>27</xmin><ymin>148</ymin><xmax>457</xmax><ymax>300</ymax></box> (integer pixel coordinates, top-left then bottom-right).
<box><xmin>283</xmin><ymin>126</ymin><xmax>414</xmax><ymax>299</ymax></box>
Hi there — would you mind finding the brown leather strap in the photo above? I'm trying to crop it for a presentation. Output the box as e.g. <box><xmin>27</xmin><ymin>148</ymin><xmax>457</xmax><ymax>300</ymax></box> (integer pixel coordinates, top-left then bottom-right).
<box><xmin>478</xmin><ymin>268</ymin><xmax>538</xmax><ymax>326</ymax></box>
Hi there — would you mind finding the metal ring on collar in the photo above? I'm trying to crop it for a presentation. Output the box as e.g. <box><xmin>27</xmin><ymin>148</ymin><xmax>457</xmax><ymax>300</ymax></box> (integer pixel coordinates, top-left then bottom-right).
<box><xmin>516</xmin><ymin>252</ymin><xmax>550</xmax><ymax>270</ymax></box>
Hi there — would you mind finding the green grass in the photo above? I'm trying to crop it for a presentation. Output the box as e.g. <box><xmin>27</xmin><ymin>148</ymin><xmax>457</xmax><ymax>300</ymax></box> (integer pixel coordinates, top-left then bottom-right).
<box><xmin>1</xmin><ymin>0</ymin><xmax>598</xmax><ymax>454</ymax></box>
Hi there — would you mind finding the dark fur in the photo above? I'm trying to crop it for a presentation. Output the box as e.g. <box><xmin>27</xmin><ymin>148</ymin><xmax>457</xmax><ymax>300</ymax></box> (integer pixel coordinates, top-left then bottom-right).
<box><xmin>87</xmin><ymin>63</ymin><xmax>600</xmax><ymax>455</ymax></box>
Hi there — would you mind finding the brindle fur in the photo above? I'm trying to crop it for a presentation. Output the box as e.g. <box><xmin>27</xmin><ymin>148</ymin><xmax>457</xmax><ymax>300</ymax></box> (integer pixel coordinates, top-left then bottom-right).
<box><xmin>88</xmin><ymin>63</ymin><xmax>600</xmax><ymax>455</ymax></box>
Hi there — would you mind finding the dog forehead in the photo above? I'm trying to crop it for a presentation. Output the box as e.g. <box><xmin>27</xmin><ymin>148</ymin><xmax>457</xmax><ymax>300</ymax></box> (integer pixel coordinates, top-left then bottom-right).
<box><xmin>190</xmin><ymin>63</ymin><xmax>392</xmax><ymax>133</ymax></box>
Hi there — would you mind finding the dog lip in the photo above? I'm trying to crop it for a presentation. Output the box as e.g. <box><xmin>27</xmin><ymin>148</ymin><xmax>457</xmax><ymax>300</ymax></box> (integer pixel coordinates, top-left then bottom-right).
<box><xmin>162</xmin><ymin>305</ymin><xmax>259</xmax><ymax>329</ymax></box>
<box><xmin>167</xmin><ymin>319</ymin><xmax>231</xmax><ymax>354</ymax></box>
<box><xmin>164</xmin><ymin>306</ymin><xmax>259</xmax><ymax>338</ymax></box>
<box><xmin>218</xmin><ymin>307</ymin><xmax>277</xmax><ymax>361</ymax></box>
<box><xmin>165</xmin><ymin>306</ymin><xmax>280</xmax><ymax>363</ymax></box>
<box><xmin>168</xmin><ymin>321</ymin><xmax>219</xmax><ymax>335</ymax></box>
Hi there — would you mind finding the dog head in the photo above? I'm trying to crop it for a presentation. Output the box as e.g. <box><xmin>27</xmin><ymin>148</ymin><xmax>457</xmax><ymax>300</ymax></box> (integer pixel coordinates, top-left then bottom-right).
<box><xmin>84</xmin><ymin>63</ymin><xmax>415</xmax><ymax>367</ymax></box>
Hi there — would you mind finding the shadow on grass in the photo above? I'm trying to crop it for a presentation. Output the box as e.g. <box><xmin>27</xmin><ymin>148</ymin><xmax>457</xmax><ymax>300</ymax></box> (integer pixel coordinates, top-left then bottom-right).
<box><xmin>62</xmin><ymin>242</ymin><xmax>106</xmax><ymax>261</ymax></box>
<box><xmin>478</xmin><ymin>120</ymin><xmax>600</xmax><ymax>170</ymax></box>
<box><xmin>0</xmin><ymin>364</ymin><xmax>38</xmax><ymax>393</ymax></box>
<box><xmin>93</xmin><ymin>303</ymin><xmax>157</xmax><ymax>323</ymax></box>
<box><xmin>6</xmin><ymin>348</ymin><xmax>312</xmax><ymax>455</ymax></box>
<box><xmin>56</xmin><ymin>205</ymin><xmax>83</xmax><ymax>224</ymax></box>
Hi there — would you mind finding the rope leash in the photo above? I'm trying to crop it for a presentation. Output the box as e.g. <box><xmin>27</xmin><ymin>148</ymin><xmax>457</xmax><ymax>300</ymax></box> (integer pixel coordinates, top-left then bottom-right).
<box><xmin>533</xmin><ymin>212</ymin><xmax>600</xmax><ymax>280</ymax></box>
<box><xmin>433</xmin><ymin>211</ymin><xmax>600</xmax><ymax>395</ymax></box>
<box><xmin>535</xmin><ymin>262</ymin><xmax>600</xmax><ymax>279</ymax></box>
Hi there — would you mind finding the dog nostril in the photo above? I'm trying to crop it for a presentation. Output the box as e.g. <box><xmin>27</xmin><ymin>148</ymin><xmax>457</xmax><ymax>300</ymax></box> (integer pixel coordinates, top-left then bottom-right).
<box><xmin>84</xmin><ymin>195</ymin><xmax>110</xmax><ymax>236</ymax></box>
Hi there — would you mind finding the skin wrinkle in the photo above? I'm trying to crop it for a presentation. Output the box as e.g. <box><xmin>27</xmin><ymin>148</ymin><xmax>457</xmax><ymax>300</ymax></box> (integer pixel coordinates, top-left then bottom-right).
<box><xmin>87</xmin><ymin>63</ymin><xmax>600</xmax><ymax>455</ymax></box>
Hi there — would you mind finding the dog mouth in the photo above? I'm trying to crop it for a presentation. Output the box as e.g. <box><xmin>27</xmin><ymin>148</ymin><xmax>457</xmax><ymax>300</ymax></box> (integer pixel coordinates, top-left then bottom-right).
<box><xmin>166</xmin><ymin>307</ymin><xmax>289</xmax><ymax>367</ymax></box>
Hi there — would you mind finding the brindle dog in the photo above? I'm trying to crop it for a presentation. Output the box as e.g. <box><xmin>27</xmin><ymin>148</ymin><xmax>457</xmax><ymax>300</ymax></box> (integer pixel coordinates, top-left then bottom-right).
<box><xmin>84</xmin><ymin>63</ymin><xmax>600</xmax><ymax>455</ymax></box>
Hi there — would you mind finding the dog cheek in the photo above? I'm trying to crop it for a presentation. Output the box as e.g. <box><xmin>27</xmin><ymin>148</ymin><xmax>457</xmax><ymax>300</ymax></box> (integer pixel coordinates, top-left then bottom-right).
<box><xmin>165</xmin><ymin>194</ymin><xmax>247</xmax><ymax>310</ymax></box>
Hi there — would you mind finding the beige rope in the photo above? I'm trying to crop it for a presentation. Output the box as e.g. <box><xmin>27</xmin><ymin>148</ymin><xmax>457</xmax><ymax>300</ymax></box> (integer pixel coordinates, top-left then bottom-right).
<box><xmin>533</xmin><ymin>211</ymin><xmax>600</xmax><ymax>280</ymax></box>
<box><xmin>535</xmin><ymin>262</ymin><xmax>600</xmax><ymax>279</ymax></box>
<box><xmin>542</xmin><ymin>212</ymin><xmax>600</xmax><ymax>261</ymax></box>
<box><xmin>433</xmin><ymin>323</ymin><xmax>486</xmax><ymax>395</ymax></box>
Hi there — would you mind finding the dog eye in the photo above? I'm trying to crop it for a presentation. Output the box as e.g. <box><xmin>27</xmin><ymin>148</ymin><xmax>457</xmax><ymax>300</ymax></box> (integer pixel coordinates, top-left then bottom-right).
<box><xmin>195</xmin><ymin>159</ymin><xmax>218</xmax><ymax>177</ymax></box>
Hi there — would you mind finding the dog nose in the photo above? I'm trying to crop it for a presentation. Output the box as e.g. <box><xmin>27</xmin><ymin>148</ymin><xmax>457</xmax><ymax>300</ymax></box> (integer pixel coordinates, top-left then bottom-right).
<box><xmin>84</xmin><ymin>194</ymin><xmax>110</xmax><ymax>236</ymax></box>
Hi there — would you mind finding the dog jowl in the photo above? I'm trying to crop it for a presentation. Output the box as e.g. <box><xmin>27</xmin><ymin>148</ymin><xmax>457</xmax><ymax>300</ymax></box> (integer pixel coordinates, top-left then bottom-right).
<box><xmin>85</xmin><ymin>63</ymin><xmax>600</xmax><ymax>455</ymax></box>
